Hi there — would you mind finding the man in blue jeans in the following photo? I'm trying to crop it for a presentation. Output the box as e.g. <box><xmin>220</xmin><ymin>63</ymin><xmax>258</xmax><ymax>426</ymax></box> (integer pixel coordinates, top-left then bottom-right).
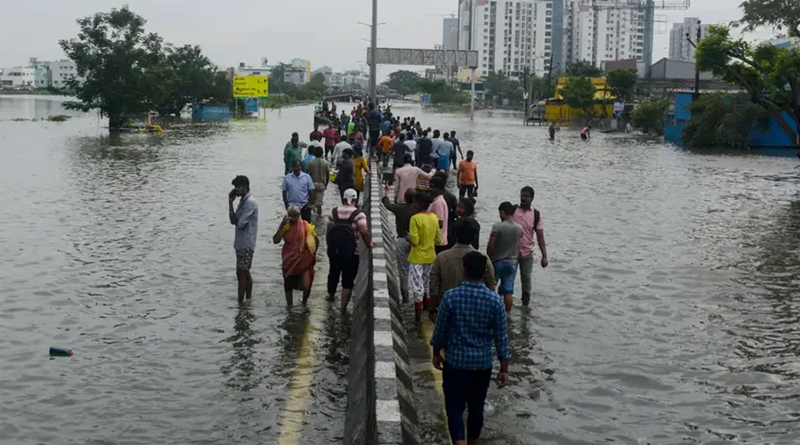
<box><xmin>486</xmin><ymin>201</ymin><xmax>522</xmax><ymax>313</ymax></box>
<box><xmin>431</xmin><ymin>251</ymin><xmax>510</xmax><ymax>444</ymax></box>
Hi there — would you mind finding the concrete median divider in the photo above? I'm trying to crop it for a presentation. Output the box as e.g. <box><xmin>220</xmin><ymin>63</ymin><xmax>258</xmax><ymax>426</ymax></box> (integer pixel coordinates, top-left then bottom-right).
<box><xmin>344</xmin><ymin>171</ymin><xmax>377</xmax><ymax>445</ymax></box>
<box><xmin>369</xmin><ymin>162</ymin><xmax>421</xmax><ymax>445</ymax></box>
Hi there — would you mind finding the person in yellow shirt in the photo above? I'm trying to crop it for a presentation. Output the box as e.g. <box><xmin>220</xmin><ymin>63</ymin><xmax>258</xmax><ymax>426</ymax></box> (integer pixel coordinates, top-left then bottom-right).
<box><xmin>353</xmin><ymin>148</ymin><xmax>370</xmax><ymax>201</ymax></box>
<box><xmin>408</xmin><ymin>191</ymin><xmax>441</xmax><ymax>322</ymax></box>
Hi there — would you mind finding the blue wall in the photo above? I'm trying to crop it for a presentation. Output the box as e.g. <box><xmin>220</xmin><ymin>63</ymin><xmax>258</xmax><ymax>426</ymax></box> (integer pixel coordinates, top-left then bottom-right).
<box><xmin>192</xmin><ymin>105</ymin><xmax>230</xmax><ymax>121</ymax></box>
<box><xmin>664</xmin><ymin>92</ymin><xmax>800</xmax><ymax>157</ymax></box>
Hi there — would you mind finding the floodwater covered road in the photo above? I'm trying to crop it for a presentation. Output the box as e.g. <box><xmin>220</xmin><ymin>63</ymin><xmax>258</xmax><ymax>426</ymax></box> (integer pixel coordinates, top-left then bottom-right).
<box><xmin>395</xmin><ymin>105</ymin><xmax>800</xmax><ymax>445</ymax></box>
<box><xmin>0</xmin><ymin>97</ymin><xmax>350</xmax><ymax>445</ymax></box>
<box><xmin>1</xmin><ymin>97</ymin><xmax>799</xmax><ymax>444</ymax></box>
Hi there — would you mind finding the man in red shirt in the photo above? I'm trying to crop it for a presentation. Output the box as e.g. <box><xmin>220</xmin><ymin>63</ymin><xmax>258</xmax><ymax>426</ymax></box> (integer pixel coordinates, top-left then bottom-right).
<box><xmin>309</xmin><ymin>125</ymin><xmax>323</xmax><ymax>143</ymax></box>
<box><xmin>322</xmin><ymin>123</ymin><xmax>340</xmax><ymax>161</ymax></box>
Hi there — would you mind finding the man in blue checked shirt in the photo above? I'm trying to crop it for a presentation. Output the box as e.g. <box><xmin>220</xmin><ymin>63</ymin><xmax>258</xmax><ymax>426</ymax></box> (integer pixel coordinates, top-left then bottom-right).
<box><xmin>431</xmin><ymin>251</ymin><xmax>511</xmax><ymax>444</ymax></box>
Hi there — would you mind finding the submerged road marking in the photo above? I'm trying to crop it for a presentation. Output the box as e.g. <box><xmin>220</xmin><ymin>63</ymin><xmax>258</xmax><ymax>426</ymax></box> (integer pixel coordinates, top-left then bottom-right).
<box><xmin>277</xmin><ymin>286</ymin><xmax>328</xmax><ymax>445</ymax></box>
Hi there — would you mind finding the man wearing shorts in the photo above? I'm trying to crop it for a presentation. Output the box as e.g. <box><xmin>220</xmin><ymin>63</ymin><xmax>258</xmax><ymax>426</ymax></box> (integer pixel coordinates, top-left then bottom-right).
<box><xmin>228</xmin><ymin>175</ymin><xmax>258</xmax><ymax>303</ymax></box>
<box><xmin>486</xmin><ymin>202</ymin><xmax>521</xmax><ymax>313</ymax></box>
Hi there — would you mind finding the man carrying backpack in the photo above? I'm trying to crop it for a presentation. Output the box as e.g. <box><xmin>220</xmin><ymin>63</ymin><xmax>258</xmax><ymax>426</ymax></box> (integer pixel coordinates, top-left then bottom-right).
<box><xmin>512</xmin><ymin>186</ymin><xmax>548</xmax><ymax>307</ymax></box>
<box><xmin>327</xmin><ymin>188</ymin><xmax>374</xmax><ymax>311</ymax></box>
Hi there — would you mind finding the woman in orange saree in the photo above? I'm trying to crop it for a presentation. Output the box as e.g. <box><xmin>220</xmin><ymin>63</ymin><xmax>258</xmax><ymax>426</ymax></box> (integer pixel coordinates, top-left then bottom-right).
<box><xmin>273</xmin><ymin>205</ymin><xmax>318</xmax><ymax>305</ymax></box>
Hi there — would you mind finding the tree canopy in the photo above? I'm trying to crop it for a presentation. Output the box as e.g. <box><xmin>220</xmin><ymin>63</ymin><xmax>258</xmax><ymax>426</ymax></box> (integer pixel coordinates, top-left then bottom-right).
<box><xmin>736</xmin><ymin>0</ymin><xmax>800</xmax><ymax>37</ymax></box>
<box><xmin>696</xmin><ymin>24</ymin><xmax>800</xmax><ymax>144</ymax></box>
<box><xmin>382</xmin><ymin>70</ymin><xmax>422</xmax><ymax>96</ymax></box>
<box><xmin>565</xmin><ymin>60</ymin><xmax>604</xmax><ymax>78</ymax></box>
<box><xmin>630</xmin><ymin>100</ymin><xmax>669</xmax><ymax>135</ymax></box>
<box><xmin>682</xmin><ymin>92</ymin><xmax>771</xmax><ymax>148</ymax></box>
<box><xmin>607</xmin><ymin>69</ymin><xmax>638</xmax><ymax>103</ymax></box>
<box><xmin>60</xmin><ymin>6</ymin><xmax>228</xmax><ymax>128</ymax></box>
<box><xmin>560</xmin><ymin>77</ymin><xmax>596</xmax><ymax>114</ymax></box>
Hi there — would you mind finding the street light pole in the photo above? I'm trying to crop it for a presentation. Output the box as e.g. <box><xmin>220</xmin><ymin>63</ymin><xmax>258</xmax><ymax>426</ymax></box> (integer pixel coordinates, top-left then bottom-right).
<box><xmin>685</xmin><ymin>20</ymin><xmax>702</xmax><ymax>102</ymax></box>
<box><xmin>369</xmin><ymin>0</ymin><xmax>378</xmax><ymax>103</ymax></box>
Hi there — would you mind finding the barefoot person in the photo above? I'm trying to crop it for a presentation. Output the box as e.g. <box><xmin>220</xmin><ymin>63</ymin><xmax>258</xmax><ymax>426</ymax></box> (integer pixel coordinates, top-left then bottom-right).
<box><xmin>430</xmin><ymin>251</ymin><xmax>510</xmax><ymax>445</ymax></box>
<box><xmin>327</xmin><ymin>189</ymin><xmax>373</xmax><ymax>311</ymax></box>
<box><xmin>273</xmin><ymin>205</ymin><xmax>318</xmax><ymax>306</ymax></box>
<box><xmin>408</xmin><ymin>191</ymin><xmax>441</xmax><ymax>322</ymax></box>
<box><xmin>229</xmin><ymin>175</ymin><xmax>258</xmax><ymax>303</ymax></box>
<box><xmin>486</xmin><ymin>202</ymin><xmax>522</xmax><ymax>313</ymax></box>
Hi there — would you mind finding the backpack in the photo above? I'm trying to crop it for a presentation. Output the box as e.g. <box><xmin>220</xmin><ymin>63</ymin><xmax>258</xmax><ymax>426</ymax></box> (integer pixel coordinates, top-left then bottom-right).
<box><xmin>327</xmin><ymin>208</ymin><xmax>362</xmax><ymax>258</ymax></box>
<box><xmin>533</xmin><ymin>209</ymin><xmax>540</xmax><ymax>232</ymax></box>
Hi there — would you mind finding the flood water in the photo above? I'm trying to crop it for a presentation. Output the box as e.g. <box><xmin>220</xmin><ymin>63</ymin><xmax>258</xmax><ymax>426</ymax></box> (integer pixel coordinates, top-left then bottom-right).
<box><xmin>0</xmin><ymin>96</ymin><xmax>350</xmax><ymax>445</ymax></box>
<box><xmin>1</xmin><ymin>97</ymin><xmax>798</xmax><ymax>445</ymax></box>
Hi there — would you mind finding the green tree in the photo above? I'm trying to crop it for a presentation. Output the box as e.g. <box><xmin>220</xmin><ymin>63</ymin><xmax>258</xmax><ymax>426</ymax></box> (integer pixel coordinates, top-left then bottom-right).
<box><xmin>565</xmin><ymin>60</ymin><xmax>604</xmax><ymax>78</ymax></box>
<box><xmin>630</xmin><ymin>100</ymin><xmax>669</xmax><ymax>135</ymax></box>
<box><xmin>607</xmin><ymin>69</ymin><xmax>638</xmax><ymax>103</ymax></box>
<box><xmin>682</xmin><ymin>92</ymin><xmax>771</xmax><ymax>148</ymax></box>
<box><xmin>560</xmin><ymin>77</ymin><xmax>596</xmax><ymax>115</ymax></box>
<box><xmin>59</xmin><ymin>6</ymin><xmax>166</xmax><ymax>129</ymax></box>
<box><xmin>484</xmin><ymin>71</ymin><xmax>522</xmax><ymax>104</ymax></box>
<box><xmin>696</xmin><ymin>24</ymin><xmax>800</xmax><ymax>144</ymax></box>
<box><xmin>268</xmin><ymin>63</ymin><xmax>290</xmax><ymax>95</ymax></box>
<box><xmin>417</xmin><ymin>79</ymin><xmax>469</xmax><ymax>105</ymax></box>
<box><xmin>736</xmin><ymin>0</ymin><xmax>800</xmax><ymax>37</ymax></box>
<box><xmin>155</xmin><ymin>44</ymin><xmax>217</xmax><ymax>116</ymax></box>
<box><xmin>382</xmin><ymin>70</ymin><xmax>422</xmax><ymax>96</ymax></box>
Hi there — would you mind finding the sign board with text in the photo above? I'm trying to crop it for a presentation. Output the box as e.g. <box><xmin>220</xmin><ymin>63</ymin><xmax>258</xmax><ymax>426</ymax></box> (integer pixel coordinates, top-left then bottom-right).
<box><xmin>233</xmin><ymin>76</ymin><xmax>269</xmax><ymax>98</ymax></box>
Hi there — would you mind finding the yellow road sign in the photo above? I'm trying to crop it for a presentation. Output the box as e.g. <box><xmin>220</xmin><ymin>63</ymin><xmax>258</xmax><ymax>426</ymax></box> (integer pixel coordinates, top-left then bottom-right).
<box><xmin>233</xmin><ymin>76</ymin><xmax>269</xmax><ymax>98</ymax></box>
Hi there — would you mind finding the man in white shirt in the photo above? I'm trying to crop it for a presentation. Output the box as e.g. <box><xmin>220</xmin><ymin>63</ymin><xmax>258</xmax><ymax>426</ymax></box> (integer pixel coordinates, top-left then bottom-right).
<box><xmin>332</xmin><ymin>138</ymin><xmax>353</xmax><ymax>169</ymax></box>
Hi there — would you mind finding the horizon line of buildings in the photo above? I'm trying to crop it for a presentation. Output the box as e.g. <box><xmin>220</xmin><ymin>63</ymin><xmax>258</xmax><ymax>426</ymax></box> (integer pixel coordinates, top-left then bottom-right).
<box><xmin>441</xmin><ymin>0</ymin><xmax>798</xmax><ymax>84</ymax></box>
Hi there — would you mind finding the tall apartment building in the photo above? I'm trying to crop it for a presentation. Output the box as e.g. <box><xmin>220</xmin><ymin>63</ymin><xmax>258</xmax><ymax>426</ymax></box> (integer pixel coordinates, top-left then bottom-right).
<box><xmin>443</xmin><ymin>17</ymin><xmax>459</xmax><ymax>50</ymax></box>
<box><xmin>459</xmin><ymin>0</ymin><xmax>556</xmax><ymax>80</ymax></box>
<box><xmin>563</xmin><ymin>0</ymin><xmax>646</xmax><ymax>68</ymax></box>
<box><xmin>669</xmin><ymin>18</ymin><xmax>708</xmax><ymax>62</ymax></box>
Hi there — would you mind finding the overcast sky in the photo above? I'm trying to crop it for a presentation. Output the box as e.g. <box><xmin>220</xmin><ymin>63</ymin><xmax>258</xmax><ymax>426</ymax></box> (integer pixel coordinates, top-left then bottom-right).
<box><xmin>0</xmin><ymin>0</ymin><xmax>778</xmax><ymax>78</ymax></box>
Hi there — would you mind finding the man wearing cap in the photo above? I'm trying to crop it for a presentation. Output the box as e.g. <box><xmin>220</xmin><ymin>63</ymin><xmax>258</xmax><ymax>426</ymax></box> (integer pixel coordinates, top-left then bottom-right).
<box><xmin>284</xmin><ymin>132</ymin><xmax>308</xmax><ymax>175</ymax></box>
<box><xmin>328</xmin><ymin>188</ymin><xmax>373</xmax><ymax>311</ymax></box>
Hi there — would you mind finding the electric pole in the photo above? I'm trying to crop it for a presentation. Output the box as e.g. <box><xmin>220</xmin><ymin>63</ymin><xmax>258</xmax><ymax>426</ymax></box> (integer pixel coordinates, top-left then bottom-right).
<box><xmin>369</xmin><ymin>0</ymin><xmax>377</xmax><ymax>103</ymax></box>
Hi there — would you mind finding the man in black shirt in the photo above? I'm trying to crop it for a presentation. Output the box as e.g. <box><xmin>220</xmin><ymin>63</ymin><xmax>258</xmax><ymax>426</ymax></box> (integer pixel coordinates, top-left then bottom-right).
<box><xmin>416</xmin><ymin>130</ymin><xmax>433</xmax><ymax>168</ymax></box>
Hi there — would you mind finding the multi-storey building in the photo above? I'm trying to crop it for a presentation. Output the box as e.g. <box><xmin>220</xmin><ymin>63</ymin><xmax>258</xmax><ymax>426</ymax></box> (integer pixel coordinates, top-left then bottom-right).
<box><xmin>459</xmin><ymin>0</ymin><xmax>556</xmax><ymax>79</ymax></box>
<box><xmin>669</xmin><ymin>18</ymin><xmax>708</xmax><ymax>62</ymax></box>
<box><xmin>563</xmin><ymin>0</ymin><xmax>646</xmax><ymax>68</ymax></box>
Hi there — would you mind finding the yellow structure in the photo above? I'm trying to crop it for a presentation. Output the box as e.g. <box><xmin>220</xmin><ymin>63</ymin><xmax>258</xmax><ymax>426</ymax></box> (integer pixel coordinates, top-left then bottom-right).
<box><xmin>544</xmin><ymin>77</ymin><xmax>614</xmax><ymax>123</ymax></box>
<box><xmin>233</xmin><ymin>76</ymin><xmax>269</xmax><ymax>98</ymax></box>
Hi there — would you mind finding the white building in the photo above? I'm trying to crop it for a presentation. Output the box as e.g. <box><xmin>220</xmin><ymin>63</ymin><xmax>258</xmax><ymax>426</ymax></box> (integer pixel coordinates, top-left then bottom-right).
<box><xmin>0</xmin><ymin>66</ymin><xmax>35</xmax><ymax>88</ymax></box>
<box><xmin>461</xmin><ymin>0</ymin><xmax>556</xmax><ymax>80</ymax></box>
<box><xmin>48</xmin><ymin>59</ymin><xmax>79</xmax><ymax>88</ymax></box>
<box><xmin>669</xmin><ymin>18</ymin><xmax>709</xmax><ymax>62</ymax></box>
<box><xmin>283</xmin><ymin>58</ymin><xmax>311</xmax><ymax>85</ymax></box>
<box><xmin>564</xmin><ymin>0</ymin><xmax>646</xmax><ymax>68</ymax></box>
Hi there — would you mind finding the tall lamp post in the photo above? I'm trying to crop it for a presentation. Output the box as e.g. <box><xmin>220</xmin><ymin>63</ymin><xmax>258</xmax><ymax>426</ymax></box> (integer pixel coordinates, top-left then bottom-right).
<box><xmin>369</xmin><ymin>0</ymin><xmax>378</xmax><ymax>102</ymax></box>
<box><xmin>685</xmin><ymin>20</ymin><xmax>702</xmax><ymax>102</ymax></box>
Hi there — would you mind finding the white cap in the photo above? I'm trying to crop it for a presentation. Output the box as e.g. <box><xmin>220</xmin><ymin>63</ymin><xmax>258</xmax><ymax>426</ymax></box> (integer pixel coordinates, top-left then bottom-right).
<box><xmin>343</xmin><ymin>188</ymin><xmax>358</xmax><ymax>204</ymax></box>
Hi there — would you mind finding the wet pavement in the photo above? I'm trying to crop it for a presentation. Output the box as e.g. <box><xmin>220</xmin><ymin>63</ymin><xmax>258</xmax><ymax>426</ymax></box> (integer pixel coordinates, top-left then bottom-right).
<box><xmin>1</xmin><ymin>97</ymin><xmax>799</xmax><ymax>444</ymax></box>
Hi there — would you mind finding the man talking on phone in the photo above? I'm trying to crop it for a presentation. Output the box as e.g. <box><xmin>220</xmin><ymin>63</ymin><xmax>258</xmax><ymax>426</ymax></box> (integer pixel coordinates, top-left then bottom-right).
<box><xmin>430</xmin><ymin>251</ymin><xmax>510</xmax><ymax>444</ymax></box>
<box><xmin>229</xmin><ymin>175</ymin><xmax>258</xmax><ymax>303</ymax></box>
